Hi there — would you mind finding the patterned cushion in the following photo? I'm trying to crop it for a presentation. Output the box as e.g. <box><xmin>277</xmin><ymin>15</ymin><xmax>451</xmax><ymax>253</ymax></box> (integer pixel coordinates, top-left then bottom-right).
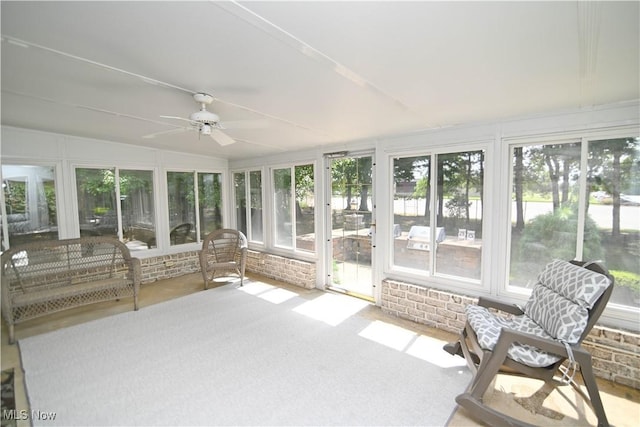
<box><xmin>465</xmin><ymin>305</ymin><xmax>562</xmax><ymax>367</ymax></box>
<box><xmin>525</xmin><ymin>260</ymin><xmax>611</xmax><ymax>343</ymax></box>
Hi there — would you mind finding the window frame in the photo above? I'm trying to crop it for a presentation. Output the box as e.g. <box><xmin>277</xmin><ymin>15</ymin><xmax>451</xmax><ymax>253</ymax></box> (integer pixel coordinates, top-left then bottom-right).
<box><xmin>72</xmin><ymin>164</ymin><xmax>159</xmax><ymax>252</ymax></box>
<box><xmin>232</xmin><ymin>168</ymin><xmax>265</xmax><ymax>247</ymax></box>
<box><xmin>164</xmin><ymin>168</ymin><xmax>226</xmax><ymax>250</ymax></box>
<box><xmin>385</xmin><ymin>141</ymin><xmax>492</xmax><ymax>294</ymax></box>
<box><xmin>1</xmin><ymin>161</ymin><xmax>63</xmax><ymax>249</ymax></box>
<box><xmin>269</xmin><ymin>161</ymin><xmax>317</xmax><ymax>258</ymax></box>
<box><xmin>501</xmin><ymin>127</ymin><xmax>640</xmax><ymax>331</ymax></box>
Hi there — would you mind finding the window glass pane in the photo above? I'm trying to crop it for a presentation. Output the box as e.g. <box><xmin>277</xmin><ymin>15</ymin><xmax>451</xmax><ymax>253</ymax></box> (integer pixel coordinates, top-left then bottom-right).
<box><xmin>274</xmin><ymin>167</ymin><xmax>292</xmax><ymax>247</ymax></box>
<box><xmin>435</xmin><ymin>151</ymin><xmax>484</xmax><ymax>280</ymax></box>
<box><xmin>167</xmin><ymin>172</ymin><xmax>195</xmax><ymax>246</ymax></box>
<box><xmin>2</xmin><ymin>165</ymin><xmax>58</xmax><ymax>247</ymax></box>
<box><xmin>76</xmin><ymin>168</ymin><xmax>117</xmax><ymax>238</ymax></box>
<box><xmin>509</xmin><ymin>142</ymin><xmax>582</xmax><ymax>287</ymax></box>
<box><xmin>234</xmin><ymin>172</ymin><xmax>247</xmax><ymax>236</ymax></box>
<box><xmin>250</xmin><ymin>170</ymin><xmax>263</xmax><ymax>242</ymax></box>
<box><xmin>198</xmin><ymin>172</ymin><xmax>223</xmax><ymax>239</ymax></box>
<box><xmin>392</xmin><ymin>155</ymin><xmax>431</xmax><ymax>272</ymax></box>
<box><xmin>588</xmin><ymin>137</ymin><xmax>640</xmax><ymax>309</ymax></box>
<box><xmin>295</xmin><ymin>164</ymin><xmax>315</xmax><ymax>252</ymax></box>
<box><xmin>120</xmin><ymin>169</ymin><xmax>155</xmax><ymax>251</ymax></box>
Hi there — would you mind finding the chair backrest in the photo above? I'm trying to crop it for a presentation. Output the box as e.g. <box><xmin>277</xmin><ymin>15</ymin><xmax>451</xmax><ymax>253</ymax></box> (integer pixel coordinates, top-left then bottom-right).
<box><xmin>569</xmin><ymin>260</ymin><xmax>615</xmax><ymax>342</ymax></box>
<box><xmin>170</xmin><ymin>223</ymin><xmax>192</xmax><ymax>244</ymax></box>
<box><xmin>523</xmin><ymin>259</ymin><xmax>613</xmax><ymax>344</ymax></box>
<box><xmin>201</xmin><ymin>229</ymin><xmax>247</xmax><ymax>263</ymax></box>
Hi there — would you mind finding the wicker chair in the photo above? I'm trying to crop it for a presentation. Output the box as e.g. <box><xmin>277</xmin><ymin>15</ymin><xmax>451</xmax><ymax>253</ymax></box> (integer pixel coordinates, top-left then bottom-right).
<box><xmin>444</xmin><ymin>260</ymin><xmax>614</xmax><ymax>427</ymax></box>
<box><xmin>199</xmin><ymin>229</ymin><xmax>247</xmax><ymax>289</ymax></box>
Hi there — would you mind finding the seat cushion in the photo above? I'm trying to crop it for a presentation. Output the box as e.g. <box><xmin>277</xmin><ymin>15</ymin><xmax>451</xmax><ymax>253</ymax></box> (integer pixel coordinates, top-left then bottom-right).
<box><xmin>465</xmin><ymin>305</ymin><xmax>563</xmax><ymax>367</ymax></box>
<box><xmin>525</xmin><ymin>260</ymin><xmax>611</xmax><ymax>344</ymax></box>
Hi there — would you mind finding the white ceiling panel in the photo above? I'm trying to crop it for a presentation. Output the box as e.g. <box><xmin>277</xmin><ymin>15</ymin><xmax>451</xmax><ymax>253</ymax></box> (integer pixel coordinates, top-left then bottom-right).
<box><xmin>2</xmin><ymin>1</ymin><xmax>638</xmax><ymax>160</ymax></box>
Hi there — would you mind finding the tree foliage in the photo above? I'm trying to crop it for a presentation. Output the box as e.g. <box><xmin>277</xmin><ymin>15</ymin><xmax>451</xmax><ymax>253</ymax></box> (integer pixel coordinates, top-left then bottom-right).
<box><xmin>517</xmin><ymin>207</ymin><xmax>603</xmax><ymax>262</ymax></box>
<box><xmin>332</xmin><ymin>157</ymin><xmax>371</xmax><ymax>211</ymax></box>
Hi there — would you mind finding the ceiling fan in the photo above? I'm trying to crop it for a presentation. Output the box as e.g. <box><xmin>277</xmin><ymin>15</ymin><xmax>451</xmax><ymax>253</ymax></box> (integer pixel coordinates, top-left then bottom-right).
<box><xmin>144</xmin><ymin>93</ymin><xmax>235</xmax><ymax>146</ymax></box>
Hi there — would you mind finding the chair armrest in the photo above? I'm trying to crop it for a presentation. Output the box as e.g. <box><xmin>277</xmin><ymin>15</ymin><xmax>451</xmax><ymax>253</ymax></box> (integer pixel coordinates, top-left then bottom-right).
<box><xmin>496</xmin><ymin>328</ymin><xmax>585</xmax><ymax>359</ymax></box>
<box><xmin>478</xmin><ymin>296</ymin><xmax>524</xmax><ymax>315</ymax></box>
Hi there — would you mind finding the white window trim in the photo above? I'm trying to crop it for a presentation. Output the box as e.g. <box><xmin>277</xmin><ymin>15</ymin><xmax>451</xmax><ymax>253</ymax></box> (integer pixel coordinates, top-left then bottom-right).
<box><xmin>501</xmin><ymin>129</ymin><xmax>640</xmax><ymax>331</ymax></box>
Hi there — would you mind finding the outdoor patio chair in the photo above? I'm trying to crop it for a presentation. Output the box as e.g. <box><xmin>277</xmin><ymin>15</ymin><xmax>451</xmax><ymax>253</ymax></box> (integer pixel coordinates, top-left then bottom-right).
<box><xmin>199</xmin><ymin>228</ymin><xmax>247</xmax><ymax>289</ymax></box>
<box><xmin>169</xmin><ymin>223</ymin><xmax>192</xmax><ymax>245</ymax></box>
<box><xmin>145</xmin><ymin>223</ymin><xmax>192</xmax><ymax>248</ymax></box>
<box><xmin>444</xmin><ymin>259</ymin><xmax>614</xmax><ymax>427</ymax></box>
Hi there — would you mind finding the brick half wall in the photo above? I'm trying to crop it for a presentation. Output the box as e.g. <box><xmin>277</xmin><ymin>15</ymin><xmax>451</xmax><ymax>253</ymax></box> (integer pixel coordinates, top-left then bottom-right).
<box><xmin>139</xmin><ymin>250</ymin><xmax>316</xmax><ymax>290</ymax></box>
<box><xmin>246</xmin><ymin>250</ymin><xmax>316</xmax><ymax>289</ymax></box>
<box><xmin>381</xmin><ymin>278</ymin><xmax>640</xmax><ymax>390</ymax></box>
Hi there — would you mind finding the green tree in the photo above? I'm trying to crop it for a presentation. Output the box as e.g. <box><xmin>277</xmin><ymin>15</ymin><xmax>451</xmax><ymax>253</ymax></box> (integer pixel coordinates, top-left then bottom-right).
<box><xmin>403</xmin><ymin>157</ymin><xmax>429</xmax><ymax>217</ymax></box>
<box><xmin>295</xmin><ymin>164</ymin><xmax>314</xmax><ymax>216</ymax></box>
<box><xmin>332</xmin><ymin>158</ymin><xmax>357</xmax><ymax>210</ymax></box>
<box><xmin>588</xmin><ymin>137</ymin><xmax>638</xmax><ymax>237</ymax></box>
<box><xmin>356</xmin><ymin>157</ymin><xmax>372</xmax><ymax>212</ymax></box>
<box><xmin>518</xmin><ymin>207</ymin><xmax>603</xmax><ymax>263</ymax></box>
<box><xmin>513</xmin><ymin>147</ymin><xmax>525</xmax><ymax>231</ymax></box>
<box><xmin>3</xmin><ymin>180</ymin><xmax>26</xmax><ymax>214</ymax></box>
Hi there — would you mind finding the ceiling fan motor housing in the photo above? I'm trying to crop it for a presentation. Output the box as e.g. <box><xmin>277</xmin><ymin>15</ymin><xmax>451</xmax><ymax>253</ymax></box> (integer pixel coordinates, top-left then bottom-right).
<box><xmin>193</xmin><ymin>93</ymin><xmax>213</xmax><ymax>104</ymax></box>
<box><xmin>189</xmin><ymin>110</ymin><xmax>220</xmax><ymax>124</ymax></box>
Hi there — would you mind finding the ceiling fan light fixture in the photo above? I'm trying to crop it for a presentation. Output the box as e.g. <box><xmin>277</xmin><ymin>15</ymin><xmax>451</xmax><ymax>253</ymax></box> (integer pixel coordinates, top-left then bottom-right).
<box><xmin>156</xmin><ymin>91</ymin><xmax>236</xmax><ymax>146</ymax></box>
<box><xmin>201</xmin><ymin>124</ymin><xmax>212</xmax><ymax>135</ymax></box>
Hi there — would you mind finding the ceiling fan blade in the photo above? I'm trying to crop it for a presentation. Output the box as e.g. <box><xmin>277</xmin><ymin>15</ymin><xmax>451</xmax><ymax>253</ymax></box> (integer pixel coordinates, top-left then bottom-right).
<box><xmin>160</xmin><ymin>115</ymin><xmax>198</xmax><ymax>125</ymax></box>
<box><xmin>210</xmin><ymin>129</ymin><xmax>236</xmax><ymax>146</ymax></box>
<box><xmin>143</xmin><ymin>127</ymin><xmax>191</xmax><ymax>139</ymax></box>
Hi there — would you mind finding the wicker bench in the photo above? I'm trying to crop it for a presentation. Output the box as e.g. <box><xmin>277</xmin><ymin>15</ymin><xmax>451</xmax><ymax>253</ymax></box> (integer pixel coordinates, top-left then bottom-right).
<box><xmin>1</xmin><ymin>236</ymin><xmax>141</xmax><ymax>343</ymax></box>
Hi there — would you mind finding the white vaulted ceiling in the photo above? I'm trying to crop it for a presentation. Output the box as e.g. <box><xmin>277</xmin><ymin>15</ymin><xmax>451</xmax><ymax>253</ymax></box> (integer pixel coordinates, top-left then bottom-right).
<box><xmin>1</xmin><ymin>1</ymin><xmax>638</xmax><ymax>160</ymax></box>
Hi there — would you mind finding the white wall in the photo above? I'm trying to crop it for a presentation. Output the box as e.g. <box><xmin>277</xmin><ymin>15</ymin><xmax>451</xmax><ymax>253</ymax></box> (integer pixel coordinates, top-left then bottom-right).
<box><xmin>1</xmin><ymin>126</ymin><xmax>229</xmax><ymax>253</ymax></box>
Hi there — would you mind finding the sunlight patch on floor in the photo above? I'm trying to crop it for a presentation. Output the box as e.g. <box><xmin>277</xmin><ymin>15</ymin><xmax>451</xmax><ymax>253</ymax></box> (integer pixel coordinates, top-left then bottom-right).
<box><xmin>406</xmin><ymin>335</ymin><xmax>468</xmax><ymax>368</ymax></box>
<box><xmin>358</xmin><ymin>320</ymin><xmax>417</xmax><ymax>351</ymax></box>
<box><xmin>237</xmin><ymin>281</ymin><xmax>276</xmax><ymax>295</ymax></box>
<box><xmin>358</xmin><ymin>319</ymin><xmax>469</xmax><ymax>368</ymax></box>
<box><xmin>293</xmin><ymin>292</ymin><xmax>370</xmax><ymax>326</ymax></box>
<box><xmin>258</xmin><ymin>288</ymin><xmax>299</xmax><ymax>304</ymax></box>
<box><xmin>236</xmin><ymin>281</ymin><xmax>299</xmax><ymax>304</ymax></box>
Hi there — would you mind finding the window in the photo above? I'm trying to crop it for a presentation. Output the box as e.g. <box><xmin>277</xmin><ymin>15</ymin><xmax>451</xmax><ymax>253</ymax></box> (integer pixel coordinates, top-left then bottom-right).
<box><xmin>272</xmin><ymin>164</ymin><xmax>315</xmax><ymax>252</ymax></box>
<box><xmin>76</xmin><ymin>167</ymin><xmax>156</xmax><ymax>251</ymax></box>
<box><xmin>167</xmin><ymin>172</ymin><xmax>195</xmax><ymax>246</ymax></box>
<box><xmin>274</xmin><ymin>167</ymin><xmax>293</xmax><ymax>247</ymax></box>
<box><xmin>250</xmin><ymin>170</ymin><xmax>264</xmax><ymax>242</ymax></box>
<box><xmin>167</xmin><ymin>171</ymin><xmax>223</xmax><ymax>246</ymax></box>
<box><xmin>508</xmin><ymin>141</ymin><xmax>581</xmax><ymax>285</ymax></box>
<box><xmin>588</xmin><ymin>138</ymin><xmax>639</xmax><ymax>309</ymax></box>
<box><xmin>507</xmin><ymin>136</ymin><xmax>639</xmax><ymax>311</ymax></box>
<box><xmin>120</xmin><ymin>169</ymin><xmax>156</xmax><ymax>250</ymax></box>
<box><xmin>435</xmin><ymin>151</ymin><xmax>484</xmax><ymax>279</ymax></box>
<box><xmin>198</xmin><ymin>172</ymin><xmax>223</xmax><ymax>239</ymax></box>
<box><xmin>76</xmin><ymin>167</ymin><xmax>118</xmax><ymax>239</ymax></box>
<box><xmin>392</xmin><ymin>150</ymin><xmax>485</xmax><ymax>281</ymax></box>
<box><xmin>1</xmin><ymin>165</ymin><xmax>58</xmax><ymax>248</ymax></box>
<box><xmin>234</xmin><ymin>172</ymin><xmax>247</xmax><ymax>235</ymax></box>
<box><xmin>233</xmin><ymin>170</ymin><xmax>264</xmax><ymax>243</ymax></box>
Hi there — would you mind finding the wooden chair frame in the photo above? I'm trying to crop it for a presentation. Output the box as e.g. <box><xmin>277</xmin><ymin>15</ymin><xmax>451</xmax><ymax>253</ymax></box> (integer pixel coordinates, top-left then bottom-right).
<box><xmin>445</xmin><ymin>260</ymin><xmax>614</xmax><ymax>427</ymax></box>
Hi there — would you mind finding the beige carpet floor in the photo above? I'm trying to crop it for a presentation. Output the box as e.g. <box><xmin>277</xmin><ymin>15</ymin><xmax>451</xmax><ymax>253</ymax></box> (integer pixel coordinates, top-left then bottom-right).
<box><xmin>2</xmin><ymin>272</ymin><xmax>639</xmax><ymax>426</ymax></box>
